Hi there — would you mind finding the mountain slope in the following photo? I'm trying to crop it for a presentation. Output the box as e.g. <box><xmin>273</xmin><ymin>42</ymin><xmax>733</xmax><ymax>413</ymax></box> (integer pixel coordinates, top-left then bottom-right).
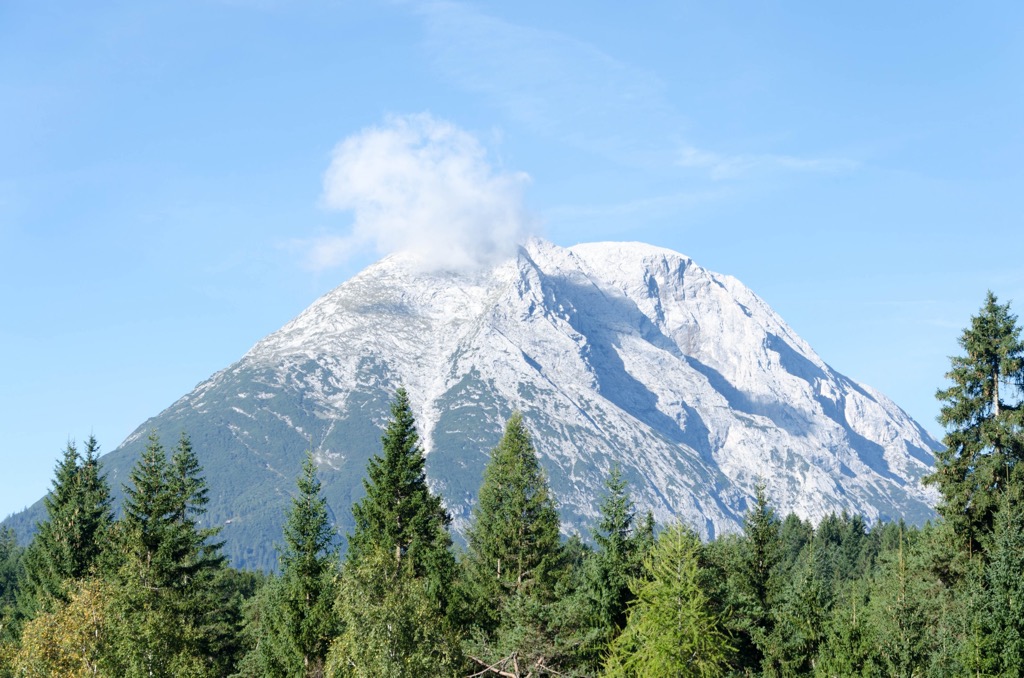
<box><xmin>6</xmin><ymin>239</ymin><xmax>940</xmax><ymax>570</ymax></box>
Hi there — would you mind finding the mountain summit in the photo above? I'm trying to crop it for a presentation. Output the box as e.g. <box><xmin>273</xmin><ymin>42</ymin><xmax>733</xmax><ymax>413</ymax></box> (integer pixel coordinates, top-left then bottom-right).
<box><xmin>8</xmin><ymin>239</ymin><xmax>940</xmax><ymax>569</ymax></box>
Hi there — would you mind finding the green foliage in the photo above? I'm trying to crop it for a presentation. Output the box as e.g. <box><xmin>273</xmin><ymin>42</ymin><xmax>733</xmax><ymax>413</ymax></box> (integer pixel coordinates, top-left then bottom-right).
<box><xmin>105</xmin><ymin>431</ymin><xmax>237</xmax><ymax>677</ymax></box>
<box><xmin>240</xmin><ymin>452</ymin><xmax>339</xmax><ymax>677</ymax></box>
<box><xmin>605</xmin><ymin>523</ymin><xmax>733</xmax><ymax>677</ymax></box>
<box><xmin>980</xmin><ymin>481</ymin><xmax>1024</xmax><ymax>674</ymax></box>
<box><xmin>862</xmin><ymin>526</ymin><xmax>945</xmax><ymax>677</ymax></box>
<box><xmin>927</xmin><ymin>291</ymin><xmax>1024</xmax><ymax>556</ymax></box>
<box><xmin>18</xmin><ymin>437</ymin><xmax>112</xmax><ymax>617</ymax></box>
<box><xmin>327</xmin><ymin>545</ymin><xmax>463</xmax><ymax>677</ymax></box>
<box><xmin>0</xmin><ymin>528</ymin><xmax>22</xmax><ymax>644</ymax></box>
<box><xmin>461</xmin><ymin>412</ymin><xmax>565</xmax><ymax>674</ymax></box>
<box><xmin>346</xmin><ymin>388</ymin><xmax>456</xmax><ymax>612</ymax></box>
<box><xmin>565</xmin><ymin>465</ymin><xmax>652</xmax><ymax>673</ymax></box>
<box><xmin>734</xmin><ymin>482</ymin><xmax>782</xmax><ymax>671</ymax></box>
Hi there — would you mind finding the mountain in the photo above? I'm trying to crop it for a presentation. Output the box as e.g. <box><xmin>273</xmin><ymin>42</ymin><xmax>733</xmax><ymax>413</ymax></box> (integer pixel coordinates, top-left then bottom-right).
<box><xmin>6</xmin><ymin>239</ymin><xmax>940</xmax><ymax>570</ymax></box>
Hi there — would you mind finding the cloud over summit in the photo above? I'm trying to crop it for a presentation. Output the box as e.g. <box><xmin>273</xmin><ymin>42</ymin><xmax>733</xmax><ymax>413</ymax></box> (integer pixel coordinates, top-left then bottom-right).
<box><xmin>309</xmin><ymin>113</ymin><xmax>532</xmax><ymax>272</ymax></box>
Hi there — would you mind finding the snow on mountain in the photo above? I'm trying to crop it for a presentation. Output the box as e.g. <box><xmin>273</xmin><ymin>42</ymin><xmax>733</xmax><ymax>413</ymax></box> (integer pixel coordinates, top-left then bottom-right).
<box><xmin>8</xmin><ymin>238</ymin><xmax>938</xmax><ymax>569</ymax></box>
<box><xmin>241</xmin><ymin>238</ymin><xmax>938</xmax><ymax>533</ymax></box>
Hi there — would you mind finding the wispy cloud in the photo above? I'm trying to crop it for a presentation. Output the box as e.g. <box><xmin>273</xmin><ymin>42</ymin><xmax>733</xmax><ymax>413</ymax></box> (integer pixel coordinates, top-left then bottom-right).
<box><xmin>417</xmin><ymin>2</ymin><xmax>678</xmax><ymax>165</ymax></box>
<box><xmin>545</xmin><ymin>188</ymin><xmax>733</xmax><ymax>223</ymax></box>
<box><xmin>415</xmin><ymin>2</ymin><xmax>858</xmax><ymax>181</ymax></box>
<box><xmin>303</xmin><ymin>113</ymin><xmax>532</xmax><ymax>273</ymax></box>
<box><xmin>677</xmin><ymin>145</ymin><xmax>859</xmax><ymax>180</ymax></box>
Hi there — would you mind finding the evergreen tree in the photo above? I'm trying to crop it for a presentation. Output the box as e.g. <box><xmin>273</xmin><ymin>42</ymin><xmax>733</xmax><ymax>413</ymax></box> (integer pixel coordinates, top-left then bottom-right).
<box><xmin>815</xmin><ymin>579</ymin><xmax>878</xmax><ymax>677</ymax></box>
<box><xmin>604</xmin><ymin>523</ymin><xmax>733</xmax><ymax>677</ymax></box>
<box><xmin>736</xmin><ymin>482</ymin><xmax>782</xmax><ymax>671</ymax></box>
<box><xmin>461</xmin><ymin>413</ymin><xmax>564</xmax><ymax>675</ymax></box>
<box><xmin>862</xmin><ymin>526</ymin><xmax>944</xmax><ymax>678</ymax></box>
<box><xmin>571</xmin><ymin>465</ymin><xmax>650</xmax><ymax>672</ymax></box>
<box><xmin>106</xmin><ymin>431</ymin><xmax>236</xmax><ymax>677</ymax></box>
<box><xmin>590</xmin><ymin>465</ymin><xmax>644</xmax><ymax>630</ymax></box>
<box><xmin>0</xmin><ymin>527</ymin><xmax>23</xmax><ymax>654</ymax></box>
<box><xmin>19</xmin><ymin>436</ymin><xmax>112</xmax><ymax>616</ymax></box>
<box><xmin>761</xmin><ymin>540</ymin><xmax>826</xmax><ymax>676</ymax></box>
<box><xmin>926</xmin><ymin>291</ymin><xmax>1024</xmax><ymax>556</ymax></box>
<box><xmin>240</xmin><ymin>452</ymin><xmax>339</xmax><ymax>677</ymax></box>
<box><xmin>346</xmin><ymin>388</ymin><xmax>455</xmax><ymax>610</ymax></box>
<box><xmin>983</xmin><ymin>479</ymin><xmax>1024</xmax><ymax>673</ymax></box>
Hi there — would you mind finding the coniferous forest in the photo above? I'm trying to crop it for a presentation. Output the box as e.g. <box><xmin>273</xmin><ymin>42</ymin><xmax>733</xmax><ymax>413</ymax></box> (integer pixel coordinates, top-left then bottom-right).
<box><xmin>0</xmin><ymin>291</ymin><xmax>1022</xmax><ymax>677</ymax></box>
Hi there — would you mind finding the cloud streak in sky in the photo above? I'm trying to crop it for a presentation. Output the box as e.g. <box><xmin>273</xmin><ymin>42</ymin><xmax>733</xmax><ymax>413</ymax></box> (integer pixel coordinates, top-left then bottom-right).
<box><xmin>308</xmin><ymin>113</ymin><xmax>531</xmax><ymax>272</ymax></box>
<box><xmin>677</xmin><ymin>146</ymin><xmax>858</xmax><ymax>180</ymax></box>
<box><xmin>418</xmin><ymin>2</ymin><xmax>677</xmax><ymax>165</ymax></box>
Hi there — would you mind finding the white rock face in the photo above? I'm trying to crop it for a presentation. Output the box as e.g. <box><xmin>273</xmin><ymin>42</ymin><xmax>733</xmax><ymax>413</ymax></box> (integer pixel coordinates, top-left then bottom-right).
<box><xmin>240</xmin><ymin>238</ymin><xmax>939</xmax><ymax>536</ymax></box>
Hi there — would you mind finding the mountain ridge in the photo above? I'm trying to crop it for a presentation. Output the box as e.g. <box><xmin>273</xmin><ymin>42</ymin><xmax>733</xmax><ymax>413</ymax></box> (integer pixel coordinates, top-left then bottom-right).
<box><xmin>5</xmin><ymin>239</ymin><xmax>940</xmax><ymax>570</ymax></box>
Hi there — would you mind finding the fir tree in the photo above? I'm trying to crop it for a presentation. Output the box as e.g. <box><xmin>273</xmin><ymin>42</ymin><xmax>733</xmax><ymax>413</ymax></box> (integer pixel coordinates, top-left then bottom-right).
<box><xmin>346</xmin><ymin>388</ymin><xmax>455</xmax><ymax>610</ymax></box>
<box><xmin>862</xmin><ymin>526</ymin><xmax>944</xmax><ymax>678</ymax></box>
<box><xmin>0</xmin><ymin>527</ymin><xmax>22</xmax><ymax>647</ymax></box>
<box><xmin>983</xmin><ymin>479</ymin><xmax>1024</xmax><ymax>673</ymax></box>
<box><xmin>926</xmin><ymin>291</ymin><xmax>1024</xmax><ymax>556</ymax></box>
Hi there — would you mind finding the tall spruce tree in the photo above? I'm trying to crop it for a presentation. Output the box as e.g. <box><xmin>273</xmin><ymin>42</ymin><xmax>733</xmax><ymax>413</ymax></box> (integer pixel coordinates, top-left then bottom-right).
<box><xmin>107</xmin><ymin>431</ymin><xmax>235</xmax><ymax>677</ymax></box>
<box><xmin>461</xmin><ymin>412</ymin><xmax>564</xmax><ymax>674</ymax></box>
<box><xmin>346</xmin><ymin>388</ymin><xmax>455</xmax><ymax>609</ymax></box>
<box><xmin>983</xmin><ymin>478</ymin><xmax>1024</xmax><ymax>673</ymax></box>
<box><xmin>571</xmin><ymin>465</ymin><xmax>652</xmax><ymax>671</ymax></box>
<box><xmin>926</xmin><ymin>291</ymin><xmax>1024</xmax><ymax>556</ymax></box>
<box><xmin>240</xmin><ymin>452</ymin><xmax>338</xmax><ymax>677</ymax></box>
<box><xmin>19</xmin><ymin>436</ymin><xmax>112</xmax><ymax>616</ymax></box>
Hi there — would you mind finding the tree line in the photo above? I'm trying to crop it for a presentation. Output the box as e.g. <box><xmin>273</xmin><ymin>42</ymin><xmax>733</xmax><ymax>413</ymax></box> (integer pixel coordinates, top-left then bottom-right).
<box><xmin>0</xmin><ymin>290</ymin><xmax>1021</xmax><ymax>677</ymax></box>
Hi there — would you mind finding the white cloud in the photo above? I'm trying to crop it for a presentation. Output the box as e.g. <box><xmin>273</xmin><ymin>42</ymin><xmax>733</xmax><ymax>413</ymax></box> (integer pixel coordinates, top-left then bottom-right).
<box><xmin>309</xmin><ymin>113</ymin><xmax>532</xmax><ymax>272</ymax></box>
<box><xmin>678</xmin><ymin>145</ymin><xmax>858</xmax><ymax>180</ymax></box>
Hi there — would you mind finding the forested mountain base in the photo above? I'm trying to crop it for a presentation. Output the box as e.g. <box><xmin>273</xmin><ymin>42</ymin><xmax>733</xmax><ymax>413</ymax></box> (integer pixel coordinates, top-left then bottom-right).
<box><xmin>0</xmin><ymin>291</ymin><xmax>1021</xmax><ymax>676</ymax></box>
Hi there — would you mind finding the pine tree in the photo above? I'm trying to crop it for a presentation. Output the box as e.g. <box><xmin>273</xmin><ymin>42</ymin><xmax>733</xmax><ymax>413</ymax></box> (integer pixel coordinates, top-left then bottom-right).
<box><xmin>926</xmin><ymin>291</ymin><xmax>1024</xmax><ymax>556</ymax></box>
<box><xmin>240</xmin><ymin>452</ymin><xmax>339</xmax><ymax>677</ymax></box>
<box><xmin>604</xmin><ymin>523</ymin><xmax>733</xmax><ymax>677</ymax></box>
<box><xmin>19</xmin><ymin>436</ymin><xmax>112</xmax><ymax>616</ymax></box>
<box><xmin>346</xmin><ymin>388</ymin><xmax>455</xmax><ymax>610</ymax></box>
<box><xmin>461</xmin><ymin>412</ymin><xmax>564</xmax><ymax>675</ymax></box>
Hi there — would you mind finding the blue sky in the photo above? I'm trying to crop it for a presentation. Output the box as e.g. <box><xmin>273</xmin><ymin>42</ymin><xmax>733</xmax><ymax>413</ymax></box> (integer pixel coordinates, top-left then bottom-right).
<box><xmin>2</xmin><ymin>1</ymin><xmax>1022</xmax><ymax>519</ymax></box>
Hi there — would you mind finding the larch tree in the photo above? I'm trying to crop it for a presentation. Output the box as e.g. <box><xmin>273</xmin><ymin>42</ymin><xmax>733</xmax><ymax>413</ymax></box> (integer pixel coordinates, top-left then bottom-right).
<box><xmin>604</xmin><ymin>523</ymin><xmax>733</xmax><ymax>678</ymax></box>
